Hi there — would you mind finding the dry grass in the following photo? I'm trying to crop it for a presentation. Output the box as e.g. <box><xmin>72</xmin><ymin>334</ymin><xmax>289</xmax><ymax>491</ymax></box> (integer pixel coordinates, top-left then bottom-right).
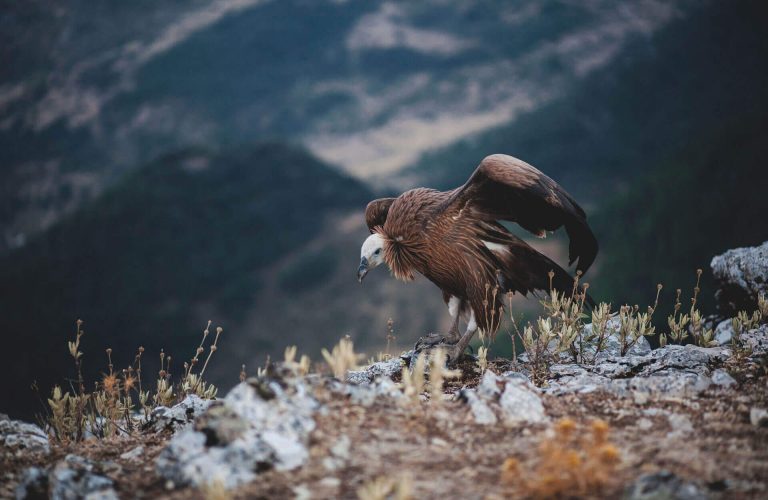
<box><xmin>321</xmin><ymin>336</ymin><xmax>361</xmax><ymax>379</ymax></box>
<box><xmin>45</xmin><ymin>319</ymin><xmax>223</xmax><ymax>443</ymax></box>
<box><xmin>501</xmin><ymin>418</ymin><xmax>621</xmax><ymax>499</ymax></box>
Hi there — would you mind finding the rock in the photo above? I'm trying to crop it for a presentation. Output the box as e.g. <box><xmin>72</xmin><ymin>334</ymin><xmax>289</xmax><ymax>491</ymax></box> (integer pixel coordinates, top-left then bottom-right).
<box><xmin>498</xmin><ymin>378</ymin><xmax>548</xmax><ymax>425</ymax></box>
<box><xmin>118</xmin><ymin>446</ymin><xmax>144</xmax><ymax>461</ymax></box>
<box><xmin>741</xmin><ymin>325</ymin><xmax>768</xmax><ymax>355</ymax></box>
<box><xmin>49</xmin><ymin>455</ymin><xmax>118</xmax><ymax>500</ymax></box>
<box><xmin>0</xmin><ymin>414</ymin><xmax>49</xmax><ymax>456</ymax></box>
<box><xmin>146</xmin><ymin>395</ymin><xmax>212</xmax><ymax>432</ymax></box>
<box><xmin>714</xmin><ymin>320</ymin><xmax>733</xmax><ymax>346</ymax></box>
<box><xmin>710</xmin><ymin>369</ymin><xmax>736</xmax><ymax>388</ymax></box>
<box><xmin>323</xmin><ymin>436</ymin><xmax>351</xmax><ymax>471</ymax></box>
<box><xmin>346</xmin><ymin>357</ymin><xmax>404</xmax><ymax>385</ymax></box>
<box><xmin>625</xmin><ymin>471</ymin><xmax>708</xmax><ymax>500</ymax></box>
<box><xmin>750</xmin><ymin>408</ymin><xmax>768</xmax><ymax>427</ymax></box>
<box><xmin>545</xmin><ymin>344</ymin><xmax>730</xmax><ymax>400</ymax></box>
<box><xmin>666</xmin><ymin>414</ymin><xmax>693</xmax><ymax>438</ymax></box>
<box><xmin>14</xmin><ymin>467</ymin><xmax>47</xmax><ymax>500</ymax></box>
<box><xmin>460</xmin><ymin>371</ymin><xmax>547</xmax><ymax>425</ymax></box>
<box><xmin>337</xmin><ymin>376</ymin><xmax>403</xmax><ymax>407</ymax></box>
<box><xmin>459</xmin><ymin>389</ymin><xmax>498</xmax><ymax>425</ymax></box>
<box><xmin>156</xmin><ymin>376</ymin><xmax>318</xmax><ymax>490</ymax></box>
<box><xmin>711</xmin><ymin>240</ymin><xmax>768</xmax><ymax>317</ymax></box>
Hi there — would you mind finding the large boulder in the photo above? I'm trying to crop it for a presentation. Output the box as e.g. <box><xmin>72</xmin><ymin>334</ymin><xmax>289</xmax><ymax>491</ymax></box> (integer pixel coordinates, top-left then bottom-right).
<box><xmin>711</xmin><ymin>240</ymin><xmax>768</xmax><ymax>317</ymax></box>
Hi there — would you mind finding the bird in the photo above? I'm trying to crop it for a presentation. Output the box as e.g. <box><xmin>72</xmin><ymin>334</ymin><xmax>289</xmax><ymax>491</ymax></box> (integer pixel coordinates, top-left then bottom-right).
<box><xmin>357</xmin><ymin>154</ymin><xmax>598</xmax><ymax>362</ymax></box>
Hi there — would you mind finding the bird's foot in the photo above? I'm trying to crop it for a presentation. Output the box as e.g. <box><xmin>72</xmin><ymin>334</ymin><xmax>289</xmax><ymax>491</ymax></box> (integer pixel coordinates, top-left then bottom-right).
<box><xmin>412</xmin><ymin>332</ymin><xmax>471</xmax><ymax>366</ymax></box>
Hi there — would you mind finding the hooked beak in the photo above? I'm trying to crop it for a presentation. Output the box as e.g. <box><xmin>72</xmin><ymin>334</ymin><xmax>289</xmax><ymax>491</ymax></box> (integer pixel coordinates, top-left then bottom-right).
<box><xmin>357</xmin><ymin>257</ymin><xmax>369</xmax><ymax>283</ymax></box>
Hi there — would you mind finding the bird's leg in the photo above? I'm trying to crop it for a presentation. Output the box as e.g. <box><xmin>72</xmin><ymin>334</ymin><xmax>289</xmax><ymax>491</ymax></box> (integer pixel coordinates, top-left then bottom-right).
<box><xmin>413</xmin><ymin>299</ymin><xmax>473</xmax><ymax>364</ymax></box>
<box><xmin>445</xmin><ymin>296</ymin><xmax>462</xmax><ymax>343</ymax></box>
<box><xmin>444</xmin><ymin>310</ymin><xmax>478</xmax><ymax>364</ymax></box>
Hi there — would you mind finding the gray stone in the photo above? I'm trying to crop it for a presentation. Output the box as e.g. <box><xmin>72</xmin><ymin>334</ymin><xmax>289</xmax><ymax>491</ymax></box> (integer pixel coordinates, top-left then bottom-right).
<box><xmin>498</xmin><ymin>377</ymin><xmax>548</xmax><ymax>425</ymax></box>
<box><xmin>711</xmin><ymin>240</ymin><xmax>768</xmax><ymax>317</ymax></box>
<box><xmin>459</xmin><ymin>389</ymin><xmax>498</xmax><ymax>425</ymax></box>
<box><xmin>14</xmin><ymin>467</ymin><xmax>47</xmax><ymax>500</ymax></box>
<box><xmin>545</xmin><ymin>344</ymin><xmax>729</xmax><ymax>400</ymax></box>
<box><xmin>156</xmin><ymin>376</ymin><xmax>318</xmax><ymax>490</ymax></box>
<box><xmin>0</xmin><ymin>414</ymin><xmax>50</xmax><ymax>456</ymax></box>
<box><xmin>666</xmin><ymin>414</ymin><xmax>693</xmax><ymax>439</ymax></box>
<box><xmin>711</xmin><ymin>369</ymin><xmax>736</xmax><ymax>388</ymax></box>
<box><xmin>750</xmin><ymin>408</ymin><xmax>768</xmax><ymax>427</ymax></box>
<box><xmin>118</xmin><ymin>446</ymin><xmax>144</xmax><ymax>461</ymax></box>
<box><xmin>146</xmin><ymin>395</ymin><xmax>212</xmax><ymax>432</ymax></box>
<box><xmin>459</xmin><ymin>371</ymin><xmax>547</xmax><ymax>425</ymax></box>
<box><xmin>337</xmin><ymin>376</ymin><xmax>403</xmax><ymax>407</ymax></box>
<box><xmin>741</xmin><ymin>325</ymin><xmax>768</xmax><ymax>355</ymax></box>
<box><xmin>49</xmin><ymin>455</ymin><xmax>117</xmax><ymax>500</ymax></box>
<box><xmin>714</xmin><ymin>320</ymin><xmax>733</xmax><ymax>346</ymax></box>
<box><xmin>625</xmin><ymin>471</ymin><xmax>708</xmax><ymax>500</ymax></box>
<box><xmin>346</xmin><ymin>357</ymin><xmax>404</xmax><ymax>385</ymax></box>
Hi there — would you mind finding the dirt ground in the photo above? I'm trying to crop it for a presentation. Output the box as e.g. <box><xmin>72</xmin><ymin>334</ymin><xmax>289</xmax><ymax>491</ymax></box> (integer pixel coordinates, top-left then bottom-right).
<box><xmin>3</xmin><ymin>358</ymin><xmax>768</xmax><ymax>499</ymax></box>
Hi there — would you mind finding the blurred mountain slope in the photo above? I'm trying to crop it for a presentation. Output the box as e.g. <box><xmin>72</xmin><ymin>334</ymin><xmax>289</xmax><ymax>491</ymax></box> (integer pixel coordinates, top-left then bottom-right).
<box><xmin>1</xmin><ymin>0</ymin><xmax>688</xmax><ymax>251</ymax></box>
<box><xmin>406</xmin><ymin>0</ymin><xmax>768</xmax><ymax>201</ymax></box>
<box><xmin>0</xmin><ymin>143</ymin><xmax>438</xmax><ymax>418</ymax></box>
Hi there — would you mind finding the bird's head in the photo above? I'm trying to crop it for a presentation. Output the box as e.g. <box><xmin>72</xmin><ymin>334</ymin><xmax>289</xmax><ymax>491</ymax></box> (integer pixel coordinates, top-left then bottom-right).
<box><xmin>358</xmin><ymin>233</ymin><xmax>385</xmax><ymax>283</ymax></box>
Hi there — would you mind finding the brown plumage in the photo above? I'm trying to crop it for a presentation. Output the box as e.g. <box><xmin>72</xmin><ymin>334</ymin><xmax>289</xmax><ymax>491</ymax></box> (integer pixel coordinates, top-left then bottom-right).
<box><xmin>361</xmin><ymin>154</ymin><xmax>598</xmax><ymax>341</ymax></box>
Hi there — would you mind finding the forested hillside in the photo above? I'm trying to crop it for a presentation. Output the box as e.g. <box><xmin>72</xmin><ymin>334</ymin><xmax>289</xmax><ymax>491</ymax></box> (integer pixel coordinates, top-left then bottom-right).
<box><xmin>0</xmin><ymin>143</ymin><xmax>373</xmax><ymax>416</ymax></box>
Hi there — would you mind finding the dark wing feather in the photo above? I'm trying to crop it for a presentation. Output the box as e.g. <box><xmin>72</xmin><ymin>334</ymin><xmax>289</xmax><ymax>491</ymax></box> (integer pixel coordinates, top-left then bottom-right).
<box><xmin>364</xmin><ymin>198</ymin><xmax>396</xmax><ymax>233</ymax></box>
<box><xmin>443</xmin><ymin>154</ymin><xmax>598</xmax><ymax>273</ymax></box>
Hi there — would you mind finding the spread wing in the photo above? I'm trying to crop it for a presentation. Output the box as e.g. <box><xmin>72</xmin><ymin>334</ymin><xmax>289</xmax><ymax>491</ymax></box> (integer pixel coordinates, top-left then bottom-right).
<box><xmin>364</xmin><ymin>198</ymin><xmax>396</xmax><ymax>233</ymax></box>
<box><xmin>443</xmin><ymin>154</ymin><xmax>598</xmax><ymax>273</ymax></box>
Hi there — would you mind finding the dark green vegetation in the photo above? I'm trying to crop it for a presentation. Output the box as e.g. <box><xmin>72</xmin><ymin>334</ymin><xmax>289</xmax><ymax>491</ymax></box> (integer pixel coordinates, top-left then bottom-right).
<box><xmin>0</xmin><ymin>143</ymin><xmax>370</xmax><ymax>418</ymax></box>
<box><xmin>408</xmin><ymin>0</ymin><xmax>768</xmax><ymax>310</ymax></box>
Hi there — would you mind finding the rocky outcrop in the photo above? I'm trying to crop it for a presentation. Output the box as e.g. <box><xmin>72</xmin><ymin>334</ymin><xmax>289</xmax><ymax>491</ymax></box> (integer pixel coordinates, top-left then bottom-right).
<box><xmin>15</xmin><ymin>455</ymin><xmax>119</xmax><ymax>500</ymax></box>
<box><xmin>1</xmin><ymin>414</ymin><xmax>49</xmax><ymax>456</ymax></box>
<box><xmin>346</xmin><ymin>356</ymin><xmax>404</xmax><ymax>385</ymax></box>
<box><xmin>459</xmin><ymin>371</ymin><xmax>548</xmax><ymax>425</ymax></box>
<box><xmin>145</xmin><ymin>395</ymin><xmax>212</xmax><ymax>433</ymax></box>
<box><xmin>156</xmin><ymin>376</ymin><xmax>318</xmax><ymax>489</ymax></box>
<box><xmin>711</xmin><ymin>240</ymin><xmax>768</xmax><ymax>317</ymax></box>
<box><xmin>545</xmin><ymin>344</ymin><xmax>731</xmax><ymax>399</ymax></box>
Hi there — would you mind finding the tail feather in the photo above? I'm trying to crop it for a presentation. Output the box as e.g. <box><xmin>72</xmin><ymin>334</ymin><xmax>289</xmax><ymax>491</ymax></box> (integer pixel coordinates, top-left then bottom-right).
<box><xmin>491</xmin><ymin>238</ymin><xmax>595</xmax><ymax>308</ymax></box>
<box><xmin>566</xmin><ymin>218</ymin><xmax>598</xmax><ymax>274</ymax></box>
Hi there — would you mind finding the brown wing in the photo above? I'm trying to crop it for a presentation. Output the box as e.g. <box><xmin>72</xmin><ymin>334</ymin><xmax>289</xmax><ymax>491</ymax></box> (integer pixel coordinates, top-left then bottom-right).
<box><xmin>364</xmin><ymin>198</ymin><xmax>396</xmax><ymax>233</ymax></box>
<box><xmin>443</xmin><ymin>154</ymin><xmax>598</xmax><ymax>273</ymax></box>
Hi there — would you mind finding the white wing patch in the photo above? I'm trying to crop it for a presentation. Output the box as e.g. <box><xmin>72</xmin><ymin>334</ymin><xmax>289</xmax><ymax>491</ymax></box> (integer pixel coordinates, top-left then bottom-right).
<box><xmin>448</xmin><ymin>296</ymin><xmax>461</xmax><ymax>318</ymax></box>
<box><xmin>482</xmin><ymin>240</ymin><xmax>509</xmax><ymax>255</ymax></box>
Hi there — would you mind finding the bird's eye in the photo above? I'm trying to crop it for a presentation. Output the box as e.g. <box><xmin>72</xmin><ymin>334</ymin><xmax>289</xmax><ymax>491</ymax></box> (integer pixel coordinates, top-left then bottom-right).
<box><xmin>374</xmin><ymin>249</ymin><xmax>381</xmax><ymax>255</ymax></box>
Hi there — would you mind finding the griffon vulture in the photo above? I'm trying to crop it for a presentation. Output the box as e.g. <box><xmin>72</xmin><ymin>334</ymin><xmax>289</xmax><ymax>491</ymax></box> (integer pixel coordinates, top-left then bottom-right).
<box><xmin>357</xmin><ymin>154</ymin><xmax>598</xmax><ymax>362</ymax></box>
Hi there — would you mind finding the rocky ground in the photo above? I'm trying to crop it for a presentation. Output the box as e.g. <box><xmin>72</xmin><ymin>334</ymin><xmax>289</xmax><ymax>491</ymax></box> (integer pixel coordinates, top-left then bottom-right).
<box><xmin>3</xmin><ymin>242</ymin><xmax>768</xmax><ymax>500</ymax></box>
